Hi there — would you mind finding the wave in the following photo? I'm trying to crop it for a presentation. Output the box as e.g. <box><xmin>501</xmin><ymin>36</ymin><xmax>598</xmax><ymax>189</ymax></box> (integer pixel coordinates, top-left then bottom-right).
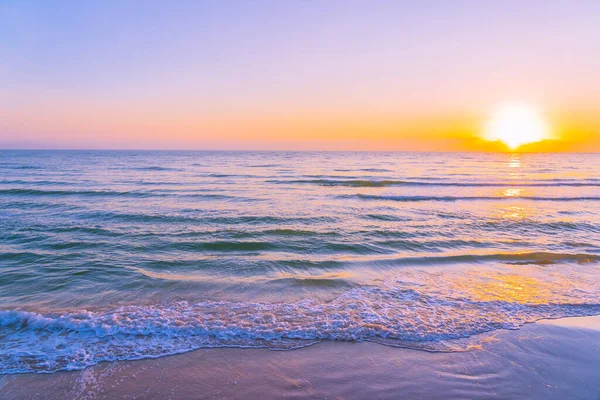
<box><xmin>0</xmin><ymin>165</ymin><xmax>42</xmax><ymax>170</ymax></box>
<box><xmin>475</xmin><ymin>220</ymin><xmax>600</xmax><ymax>235</ymax></box>
<box><xmin>78</xmin><ymin>212</ymin><xmax>339</xmax><ymax>226</ymax></box>
<box><xmin>267</xmin><ymin>272</ymin><xmax>355</xmax><ymax>287</ymax></box>
<box><xmin>0</xmin><ymin>180</ymin><xmax>71</xmax><ymax>186</ymax></box>
<box><xmin>144</xmin><ymin>239</ymin><xmax>386</xmax><ymax>255</ymax></box>
<box><xmin>362</xmin><ymin>214</ymin><xmax>413</xmax><ymax>222</ymax></box>
<box><xmin>129</xmin><ymin>166</ymin><xmax>179</xmax><ymax>171</ymax></box>
<box><xmin>333</xmin><ymin>168</ymin><xmax>394</xmax><ymax>173</ymax></box>
<box><xmin>373</xmin><ymin>251</ymin><xmax>600</xmax><ymax>266</ymax></box>
<box><xmin>0</xmin><ymin>188</ymin><xmax>157</xmax><ymax>198</ymax></box>
<box><xmin>269</xmin><ymin>179</ymin><xmax>600</xmax><ymax>187</ymax></box>
<box><xmin>200</xmin><ymin>173</ymin><xmax>258</xmax><ymax>178</ymax></box>
<box><xmin>261</xmin><ymin>228</ymin><xmax>335</xmax><ymax>237</ymax></box>
<box><xmin>2</xmin><ymin>284</ymin><xmax>599</xmax><ymax>374</ymax></box>
<box><xmin>350</xmin><ymin>194</ymin><xmax>600</xmax><ymax>202</ymax></box>
<box><xmin>164</xmin><ymin>240</ymin><xmax>279</xmax><ymax>252</ymax></box>
<box><xmin>0</xmin><ymin>188</ymin><xmax>249</xmax><ymax>201</ymax></box>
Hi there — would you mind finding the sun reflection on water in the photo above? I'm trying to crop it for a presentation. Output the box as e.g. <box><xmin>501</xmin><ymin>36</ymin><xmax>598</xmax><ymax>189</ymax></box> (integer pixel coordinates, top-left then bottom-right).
<box><xmin>502</xmin><ymin>188</ymin><xmax>522</xmax><ymax>197</ymax></box>
<box><xmin>439</xmin><ymin>267</ymin><xmax>596</xmax><ymax>306</ymax></box>
<box><xmin>500</xmin><ymin>206</ymin><xmax>527</xmax><ymax>219</ymax></box>
<box><xmin>466</xmin><ymin>274</ymin><xmax>551</xmax><ymax>304</ymax></box>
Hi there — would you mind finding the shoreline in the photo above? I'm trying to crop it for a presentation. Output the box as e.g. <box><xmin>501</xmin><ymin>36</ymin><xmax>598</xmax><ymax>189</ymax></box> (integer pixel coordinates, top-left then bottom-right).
<box><xmin>2</xmin><ymin>315</ymin><xmax>599</xmax><ymax>399</ymax></box>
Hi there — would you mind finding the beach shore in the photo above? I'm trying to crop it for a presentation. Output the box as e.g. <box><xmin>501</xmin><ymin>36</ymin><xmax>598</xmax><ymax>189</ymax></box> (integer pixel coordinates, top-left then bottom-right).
<box><xmin>2</xmin><ymin>315</ymin><xmax>599</xmax><ymax>399</ymax></box>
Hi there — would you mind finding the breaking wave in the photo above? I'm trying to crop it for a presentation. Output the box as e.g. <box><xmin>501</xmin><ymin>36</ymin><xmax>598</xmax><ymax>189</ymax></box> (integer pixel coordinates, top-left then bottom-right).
<box><xmin>2</xmin><ymin>282</ymin><xmax>600</xmax><ymax>374</ymax></box>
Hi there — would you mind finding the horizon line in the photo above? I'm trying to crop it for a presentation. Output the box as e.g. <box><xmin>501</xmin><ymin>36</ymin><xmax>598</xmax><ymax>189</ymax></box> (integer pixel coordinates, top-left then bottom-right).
<box><xmin>1</xmin><ymin>148</ymin><xmax>598</xmax><ymax>154</ymax></box>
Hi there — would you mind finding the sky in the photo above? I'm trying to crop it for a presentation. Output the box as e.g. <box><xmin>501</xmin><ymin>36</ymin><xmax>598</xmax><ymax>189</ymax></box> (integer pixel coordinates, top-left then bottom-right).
<box><xmin>1</xmin><ymin>0</ymin><xmax>599</xmax><ymax>151</ymax></box>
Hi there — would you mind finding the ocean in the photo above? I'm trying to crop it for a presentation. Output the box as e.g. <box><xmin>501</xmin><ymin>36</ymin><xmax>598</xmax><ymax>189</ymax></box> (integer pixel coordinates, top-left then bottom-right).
<box><xmin>1</xmin><ymin>150</ymin><xmax>599</xmax><ymax>374</ymax></box>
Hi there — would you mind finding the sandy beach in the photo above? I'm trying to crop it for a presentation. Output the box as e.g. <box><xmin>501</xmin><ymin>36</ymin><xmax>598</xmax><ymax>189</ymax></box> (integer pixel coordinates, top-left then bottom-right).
<box><xmin>2</xmin><ymin>315</ymin><xmax>599</xmax><ymax>399</ymax></box>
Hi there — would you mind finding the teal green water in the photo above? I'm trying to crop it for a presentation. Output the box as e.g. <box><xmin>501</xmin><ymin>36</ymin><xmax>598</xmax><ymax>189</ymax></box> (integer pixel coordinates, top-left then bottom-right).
<box><xmin>1</xmin><ymin>151</ymin><xmax>600</xmax><ymax>373</ymax></box>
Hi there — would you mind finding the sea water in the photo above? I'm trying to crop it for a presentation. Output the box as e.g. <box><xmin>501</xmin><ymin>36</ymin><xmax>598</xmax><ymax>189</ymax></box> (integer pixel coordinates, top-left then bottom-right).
<box><xmin>1</xmin><ymin>150</ymin><xmax>599</xmax><ymax>373</ymax></box>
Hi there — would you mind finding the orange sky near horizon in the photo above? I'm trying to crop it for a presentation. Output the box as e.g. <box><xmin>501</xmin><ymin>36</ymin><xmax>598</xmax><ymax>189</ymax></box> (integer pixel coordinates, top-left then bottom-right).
<box><xmin>2</xmin><ymin>101</ymin><xmax>597</xmax><ymax>151</ymax></box>
<box><xmin>1</xmin><ymin>1</ymin><xmax>598</xmax><ymax>152</ymax></box>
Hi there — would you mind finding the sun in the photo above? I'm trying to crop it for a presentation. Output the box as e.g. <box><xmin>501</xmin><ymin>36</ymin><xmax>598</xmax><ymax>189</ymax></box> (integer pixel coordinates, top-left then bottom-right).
<box><xmin>483</xmin><ymin>103</ymin><xmax>550</xmax><ymax>149</ymax></box>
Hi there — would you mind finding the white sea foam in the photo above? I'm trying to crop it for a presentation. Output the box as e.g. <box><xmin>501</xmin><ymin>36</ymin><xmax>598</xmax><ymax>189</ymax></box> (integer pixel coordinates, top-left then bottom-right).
<box><xmin>2</xmin><ymin>276</ymin><xmax>600</xmax><ymax>374</ymax></box>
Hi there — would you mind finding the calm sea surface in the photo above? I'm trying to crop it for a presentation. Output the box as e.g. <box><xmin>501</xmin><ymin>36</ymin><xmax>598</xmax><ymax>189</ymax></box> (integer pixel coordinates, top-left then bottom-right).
<box><xmin>1</xmin><ymin>150</ymin><xmax>600</xmax><ymax>373</ymax></box>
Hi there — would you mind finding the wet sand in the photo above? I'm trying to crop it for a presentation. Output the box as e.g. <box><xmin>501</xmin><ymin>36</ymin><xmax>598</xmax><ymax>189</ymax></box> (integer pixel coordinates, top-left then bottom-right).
<box><xmin>2</xmin><ymin>315</ymin><xmax>600</xmax><ymax>399</ymax></box>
